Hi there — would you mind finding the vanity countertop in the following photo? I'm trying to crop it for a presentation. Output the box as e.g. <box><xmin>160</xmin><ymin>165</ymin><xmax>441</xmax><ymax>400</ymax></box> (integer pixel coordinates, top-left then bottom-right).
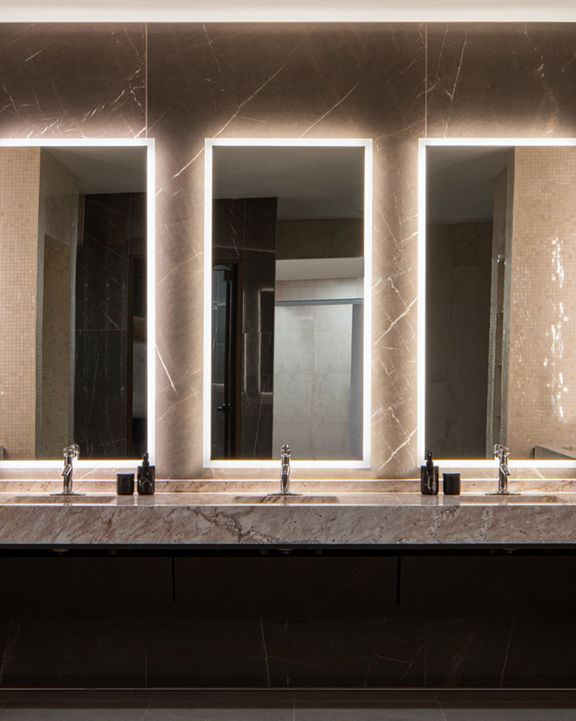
<box><xmin>1</xmin><ymin>489</ymin><xmax>576</xmax><ymax>545</ymax></box>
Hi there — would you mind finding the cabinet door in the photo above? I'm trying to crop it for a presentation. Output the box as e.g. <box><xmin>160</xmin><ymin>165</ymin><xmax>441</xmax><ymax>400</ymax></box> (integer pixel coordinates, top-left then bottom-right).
<box><xmin>400</xmin><ymin>554</ymin><xmax>576</xmax><ymax>616</ymax></box>
<box><xmin>174</xmin><ymin>555</ymin><xmax>398</xmax><ymax>617</ymax></box>
<box><xmin>0</xmin><ymin>555</ymin><xmax>173</xmax><ymax>617</ymax></box>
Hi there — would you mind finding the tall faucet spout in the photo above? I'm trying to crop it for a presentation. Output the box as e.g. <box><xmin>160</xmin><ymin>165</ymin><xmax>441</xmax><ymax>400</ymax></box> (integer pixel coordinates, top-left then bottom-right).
<box><xmin>61</xmin><ymin>444</ymin><xmax>80</xmax><ymax>495</ymax></box>
<box><xmin>493</xmin><ymin>443</ymin><xmax>511</xmax><ymax>495</ymax></box>
<box><xmin>280</xmin><ymin>444</ymin><xmax>291</xmax><ymax>495</ymax></box>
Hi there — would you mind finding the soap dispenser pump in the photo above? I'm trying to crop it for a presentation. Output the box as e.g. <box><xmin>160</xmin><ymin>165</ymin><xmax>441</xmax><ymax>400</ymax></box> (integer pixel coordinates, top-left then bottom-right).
<box><xmin>420</xmin><ymin>450</ymin><xmax>439</xmax><ymax>495</ymax></box>
<box><xmin>137</xmin><ymin>452</ymin><xmax>155</xmax><ymax>495</ymax></box>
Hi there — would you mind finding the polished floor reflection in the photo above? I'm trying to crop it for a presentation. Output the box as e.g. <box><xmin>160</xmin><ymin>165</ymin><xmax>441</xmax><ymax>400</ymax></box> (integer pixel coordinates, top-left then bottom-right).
<box><xmin>0</xmin><ymin>691</ymin><xmax>575</xmax><ymax>720</ymax></box>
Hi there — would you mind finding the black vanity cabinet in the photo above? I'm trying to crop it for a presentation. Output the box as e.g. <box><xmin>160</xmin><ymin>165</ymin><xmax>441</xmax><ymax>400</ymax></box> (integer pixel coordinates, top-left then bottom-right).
<box><xmin>399</xmin><ymin>552</ymin><xmax>576</xmax><ymax>616</ymax></box>
<box><xmin>0</xmin><ymin>552</ymin><xmax>172</xmax><ymax>617</ymax></box>
<box><xmin>2</xmin><ymin>547</ymin><xmax>576</xmax><ymax>688</ymax></box>
<box><xmin>173</xmin><ymin>553</ymin><xmax>398</xmax><ymax>617</ymax></box>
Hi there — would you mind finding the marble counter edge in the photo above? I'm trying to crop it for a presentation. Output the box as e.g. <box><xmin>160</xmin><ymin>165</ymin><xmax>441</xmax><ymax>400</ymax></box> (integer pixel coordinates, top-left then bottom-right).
<box><xmin>0</xmin><ymin>495</ymin><xmax>575</xmax><ymax>545</ymax></box>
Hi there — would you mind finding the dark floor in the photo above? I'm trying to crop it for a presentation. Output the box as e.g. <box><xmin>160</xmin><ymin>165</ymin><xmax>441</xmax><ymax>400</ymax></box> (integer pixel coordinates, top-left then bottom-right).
<box><xmin>0</xmin><ymin>691</ymin><xmax>576</xmax><ymax>719</ymax></box>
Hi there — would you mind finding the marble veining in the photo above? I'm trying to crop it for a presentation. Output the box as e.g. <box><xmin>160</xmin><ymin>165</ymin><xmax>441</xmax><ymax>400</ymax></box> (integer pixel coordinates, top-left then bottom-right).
<box><xmin>0</xmin><ymin>24</ymin><xmax>576</xmax><ymax>480</ymax></box>
<box><xmin>0</xmin><ymin>490</ymin><xmax>575</xmax><ymax>545</ymax></box>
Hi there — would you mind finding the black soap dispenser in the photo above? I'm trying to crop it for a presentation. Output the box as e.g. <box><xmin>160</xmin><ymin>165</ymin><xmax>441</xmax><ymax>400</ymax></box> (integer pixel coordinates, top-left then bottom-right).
<box><xmin>137</xmin><ymin>452</ymin><xmax>155</xmax><ymax>495</ymax></box>
<box><xmin>420</xmin><ymin>450</ymin><xmax>439</xmax><ymax>495</ymax></box>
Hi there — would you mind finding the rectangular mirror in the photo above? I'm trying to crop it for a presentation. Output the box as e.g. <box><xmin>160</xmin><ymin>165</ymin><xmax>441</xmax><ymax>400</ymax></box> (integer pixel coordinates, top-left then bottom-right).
<box><xmin>0</xmin><ymin>139</ymin><xmax>154</xmax><ymax>466</ymax></box>
<box><xmin>420</xmin><ymin>138</ymin><xmax>576</xmax><ymax>467</ymax></box>
<box><xmin>204</xmin><ymin>139</ymin><xmax>372</xmax><ymax>468</ymax></box>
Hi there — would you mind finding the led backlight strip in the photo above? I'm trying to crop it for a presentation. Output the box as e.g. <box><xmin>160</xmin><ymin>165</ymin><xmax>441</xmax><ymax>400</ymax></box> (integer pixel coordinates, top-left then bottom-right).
<box><xmin>0</xmin><ymin>137</ymin><xmax>156</xmax><ymax>470</ymax></box>
<box><xmin>203</xmin><ymin>137</ymin><xmax>373</xmax><ymax>470</ymax></box>
<box><xmin>418</xmin><ymin>137</ymin><xmax>576</xmax><ymax>470</ymax></box>
<box><xmin>1</xmin><ymin>1</ymin><xmax>576</xmax><ymax>23</ymax></box>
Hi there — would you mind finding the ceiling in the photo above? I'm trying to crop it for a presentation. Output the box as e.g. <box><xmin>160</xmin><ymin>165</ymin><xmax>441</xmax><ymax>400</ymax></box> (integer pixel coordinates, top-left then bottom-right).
<box><xmin>0</xmin><ymin>0</ymin><xmax>575</xmax><ymax>22</ymax></box>
<box><xmin>427</xmin><ymin>146</ymin><xmax>511</xmax><ymax>225</ymax></box>
<box><xmin>212</xmin><ymin>145</ymin><xmax>364</xmax><ymax>220</ymax></box>
<box><xmin>47</xmin><ymin>146</ymin><xmax>146</xmax><ymax>194</ymax></box>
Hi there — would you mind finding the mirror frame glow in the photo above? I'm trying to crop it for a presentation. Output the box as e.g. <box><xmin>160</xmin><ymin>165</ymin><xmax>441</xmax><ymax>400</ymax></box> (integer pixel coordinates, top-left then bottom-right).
<box><xmin>0</xmin><ymin>137</ymin><xmax>156</xmax><ymax>470</ymax></box>
<box><xmin>203</xmin><ymin>137</ymin><xmax>373</xmax><ymax>470</ymax></box>
<box><xmin>418</xmin><ymin>137</ymin><xmax>576</xmax><ymax>471</ymax></box>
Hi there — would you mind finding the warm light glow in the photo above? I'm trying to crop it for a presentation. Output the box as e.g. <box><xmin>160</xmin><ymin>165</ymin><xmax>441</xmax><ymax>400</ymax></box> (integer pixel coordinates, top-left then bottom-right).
<box><xmin>0</xmin><ymin>137</ymin><xmax>156</xmax><ymax>471</ymax></box>
<box><xmin>418</xmin><ymin>137</ymin><xmax>576</xmax><ymax>470</ymax></box>
<box><xmin>1</xmin><ymin>0</ymin><xmax>576</xmax><ymax>23</ymax></box>
<box><xmin>203</xmin><ymin>137</ymin><xmax>372</xmax><ymax>470</ymax></box>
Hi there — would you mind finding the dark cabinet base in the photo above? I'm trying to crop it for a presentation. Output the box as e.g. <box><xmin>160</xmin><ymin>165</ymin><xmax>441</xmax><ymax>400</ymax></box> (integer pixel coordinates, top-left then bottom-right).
<box><xmin>1</xmin><ymin>546</ymin><xmax>576</xmax><ymax>688</ymax></box>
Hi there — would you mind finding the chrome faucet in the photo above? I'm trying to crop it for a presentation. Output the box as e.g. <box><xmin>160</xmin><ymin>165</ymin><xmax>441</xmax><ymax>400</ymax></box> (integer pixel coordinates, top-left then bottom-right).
<box><xmin>493</xmin><ymin>443</ymin><xmax>511</xmax><ymax>494</ymax></box>
<box><xmin>280</xmin><ymin>444</ymin><xmax>291</xmax><ymax>495</ymax></box>
<box><xmin>61</xmin><ymin>444</ymin><xmax>80</xmax><ymax>495</ymax></box>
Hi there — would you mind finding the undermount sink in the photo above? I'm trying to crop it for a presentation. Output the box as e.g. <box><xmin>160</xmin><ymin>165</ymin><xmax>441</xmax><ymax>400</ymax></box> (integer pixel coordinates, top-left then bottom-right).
<box><xmin>191</xmin><ymin>493</ymin><xmax>345</xmax><ymax>505</ymax></box>
<box><xmin>0</xmin><ymin>491</ymin><xmax>570</xmax><ymax>507</ymax></box>
<box><xmin>0</xmin><ymin>492</ymin><xmax>347</xmax><ymax>506</ymax></box>
<box><xmin>455</xmin><ymin>493</ymin><xmax>568</xmax><ymax>505</ymax></box>
<box><xmin>0</xmin><ymin>494</ymin><xmax>117</xmax><ymax>504</ymax></box>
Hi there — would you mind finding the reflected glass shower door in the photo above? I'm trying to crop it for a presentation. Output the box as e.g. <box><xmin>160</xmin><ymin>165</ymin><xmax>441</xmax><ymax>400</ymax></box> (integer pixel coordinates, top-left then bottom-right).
<box><xmin>211</xmin><ymin>264</ymin><xmax>238</xmax><ymax>458</ymax></box>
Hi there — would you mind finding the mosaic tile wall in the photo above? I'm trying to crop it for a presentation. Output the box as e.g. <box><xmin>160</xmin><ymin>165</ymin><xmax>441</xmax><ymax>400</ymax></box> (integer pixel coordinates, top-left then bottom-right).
<box><xmin>508</xmin><ymin>146</ymin><xmax>576</xmax><ymax>459</ymax></box>
<box><xmin>0</xmin><ymin>148</ymin><xmax>41</xmax><ymax>459</ymax></box>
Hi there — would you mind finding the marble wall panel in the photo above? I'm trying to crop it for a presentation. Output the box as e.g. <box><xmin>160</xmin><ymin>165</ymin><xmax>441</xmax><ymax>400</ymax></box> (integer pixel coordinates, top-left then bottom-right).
<box><xmin>426</xmin><ymin>23</ymin><xmax>576</xmax><ymax>138</ymax></box>
<box><xmin>1</xmin><ymin>618</ymin><xmax>146</xmax><ymax>687</ymax></box>
<box><xmin>147</xmin><ymin>23</ymin><xmax>426</xmax><ymax>477</ymax></box>
<box><xmin>6</xmin><ymin>611</ymin><xmax>576</xmax><ymax>689</ymax></box>
<box><xmin>0</xmin><ymin>24</ymin><xmax>146</xmax><ymax>138</ymax></box>
<box><xmin>1</xmin><ymin>23</ymin><xmax>576</xmax><ymax>478</ymax></box>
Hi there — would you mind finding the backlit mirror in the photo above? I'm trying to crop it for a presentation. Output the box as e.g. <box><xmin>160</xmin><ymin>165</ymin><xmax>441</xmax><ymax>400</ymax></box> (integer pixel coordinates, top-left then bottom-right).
<box><xmin>205</xmin><ymin>140</ymin><xmax>371</xmax><ymax>466</ymax></box>
<box><xmin>423</xmin><ymin>140</ymin><xmax>576</xmax><ymax>463</ymax></box>
<box><xmin>0</xmin><ymin>140</ymin><xmax>153</xmax><ymax>464</ymax></box>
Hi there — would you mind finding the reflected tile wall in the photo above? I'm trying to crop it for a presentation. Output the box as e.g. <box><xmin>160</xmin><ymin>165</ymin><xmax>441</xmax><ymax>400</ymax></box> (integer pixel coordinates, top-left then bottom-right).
<box><xmin>2</xmin><ymin>23</ymin><xmax>576</xmax><ymax>477</ymax></box>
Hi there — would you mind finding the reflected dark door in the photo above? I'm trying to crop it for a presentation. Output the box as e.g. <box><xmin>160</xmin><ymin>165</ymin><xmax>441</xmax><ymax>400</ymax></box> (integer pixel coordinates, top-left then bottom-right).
<box><xmin>211</xmin><ymin>264</ymin><xmax>238</xmax><ymax>458</ymax></box>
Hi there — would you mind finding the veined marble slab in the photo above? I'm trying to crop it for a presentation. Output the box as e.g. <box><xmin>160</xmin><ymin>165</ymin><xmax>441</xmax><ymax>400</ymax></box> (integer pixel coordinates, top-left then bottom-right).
<box><xmin>0</xmin><ymin>491</ymin><xmax>576</xmax><ymax>545</ymax></box>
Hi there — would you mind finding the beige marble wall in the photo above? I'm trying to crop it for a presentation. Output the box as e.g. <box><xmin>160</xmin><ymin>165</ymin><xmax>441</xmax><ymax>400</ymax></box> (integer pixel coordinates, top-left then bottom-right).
<box><xmin>0</xmin><ymin>24</ymin><xmax>576</xmax><ymax>479</ymax></box>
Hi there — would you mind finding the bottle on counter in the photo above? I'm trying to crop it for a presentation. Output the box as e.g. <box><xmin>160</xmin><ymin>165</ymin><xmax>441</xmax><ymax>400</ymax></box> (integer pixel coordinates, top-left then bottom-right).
<box><xmin>420</xmin><ymin>450</ymin><xmax>439</xmax><ymax>495</ymax></box>
<box><xmin>137</xmin><ymin>452</ymin><xmax>155</xmax><ymax>495</ymax></box>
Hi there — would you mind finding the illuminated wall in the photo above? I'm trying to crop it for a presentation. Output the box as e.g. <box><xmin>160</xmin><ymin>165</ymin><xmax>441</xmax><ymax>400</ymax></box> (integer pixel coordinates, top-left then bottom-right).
<box><xmin>0</xmin><ymin>24</ymin><xmax>575</xmax><ymax>476</ymax></box>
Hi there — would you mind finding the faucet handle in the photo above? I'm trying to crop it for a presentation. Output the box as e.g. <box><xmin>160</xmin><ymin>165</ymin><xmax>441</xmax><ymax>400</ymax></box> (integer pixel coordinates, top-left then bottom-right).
<box><xmin>63</xmin><ymin>443</ymin><xmax>80</xmax><ymax>460</ymax></box>
<box><xmin>281</xmin><ymin>443</ymin><xmax>290</xmax><ymax>458</ymax></box>
<box><xmin>493</xmin><ymin>443</ymin><xmax>509</xmax><ymax>461</ymax></box>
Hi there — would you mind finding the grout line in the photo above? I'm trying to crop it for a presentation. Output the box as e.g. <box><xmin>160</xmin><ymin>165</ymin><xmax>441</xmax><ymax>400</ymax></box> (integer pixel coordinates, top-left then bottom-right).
<box><xmin>259</xmin><ymin>618</ymin><xmax>272</xmax><ymax>688</ymax></box>
<box><xmin>499</xmin><ymin>616</ymin><xmax>516</xmax><ymax>687</ymax></box>
<box><xmin>424</xmin><ymin>23</ymin><xmax>428</xmax><ymax>138</ymax></box>
<box><xmin>432</xmin><ymin>690</ymin><xmax>448</xmax><ymax>721</ymax></box>
<box><xmin>144</xmin><ymin>627</ymin><xmax>149</xmax><ymax>690</ymax></box>
<box><xmin>145</xmin><ymin>23</ymin><xmax>149</xmax><ymax>136</ymax></box>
